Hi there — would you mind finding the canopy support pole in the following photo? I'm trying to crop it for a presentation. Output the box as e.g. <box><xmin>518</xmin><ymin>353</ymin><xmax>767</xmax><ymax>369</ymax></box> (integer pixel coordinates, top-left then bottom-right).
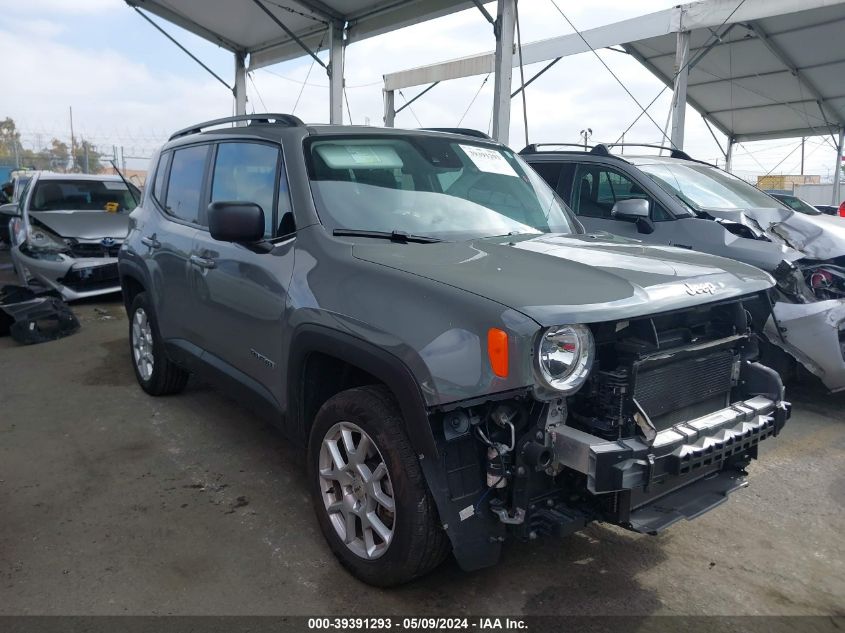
<box><xmin>725</xmin><ymin>137</ymin><xmax>735</xmax><ymax>173</ymax></box>
<box><xmin>234</xmin><ymin>51</ymin><xmax>247</xmax><ymax>117</ymax></box>
<box><xmin>833</xmin><ymin>128</ymin><xmax>844</xmax><ymax>206</ymax></box>
<box><xmin>384</xmin><ymin>90</ymin><xmax>396</xmax><ymax>127</ymax></box>
<box><xmin>670</xmin><ymin>30</ymin><xmax>690</xmax><ymax>149</ymax></box>
<box><xmin>491</xmin><ymin>0</ymin><xmax>516</xmax><ymax>144</ymax></box>
<box><xmin>383</xmin><ymin>90</ymin><xmax>395</xmax><ymax>127</ymax></box>
<box><xmin>329</xmin><ymin>21</ymin><xmax>345</xmax><ymax>124</ymax></box>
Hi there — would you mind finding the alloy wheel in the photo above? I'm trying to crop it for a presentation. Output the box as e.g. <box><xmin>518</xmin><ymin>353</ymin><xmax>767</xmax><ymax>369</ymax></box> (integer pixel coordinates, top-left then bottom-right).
<box><xmin>318</xmin><ymin>421</ymin><xmax>396</xmax><ymax>560</ymax></box>
<box><xmin>131</xmin><ymin>308</ymin><xmax>155</xmax><ymax>381</ymax></box>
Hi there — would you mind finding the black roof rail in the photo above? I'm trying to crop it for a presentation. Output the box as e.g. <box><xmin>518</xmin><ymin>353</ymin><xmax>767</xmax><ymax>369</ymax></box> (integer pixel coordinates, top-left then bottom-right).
<box><xmin>601</xmin><ymin>142</ymin><xmax>693</xmax><ymax>160</ymax></box>
<box><xmin>520</xmin><ymin>142</ymin><xmax>590</xmax><ymax>154</ymax></box>
<box><xmin>520</xmin><ymin>141</ymin><xmax>694</xmax><ymax>161</ymax></box>
<box><xmin>168</xmin><ymin>113</ymin><xmax>305</xmax><ymax>140</ymax></box>
<box><xmin>420</xmin><ymin>127</ymin><xmax>492</xmax><ymax>140</ymax></box>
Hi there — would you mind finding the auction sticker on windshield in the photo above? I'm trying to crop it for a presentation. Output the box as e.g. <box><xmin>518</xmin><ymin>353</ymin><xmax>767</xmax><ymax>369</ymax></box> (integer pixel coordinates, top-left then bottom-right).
<box><xmin>459</xmin><ymin>144</ymin><xmax>518</xmax><ymax>177</ymax></box>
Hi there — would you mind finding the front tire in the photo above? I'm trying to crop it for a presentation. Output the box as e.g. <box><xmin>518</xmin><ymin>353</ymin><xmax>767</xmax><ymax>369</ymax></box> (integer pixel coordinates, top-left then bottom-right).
<box><xmin>307</xmin><ymin>385</ymin><xmax>449</xmax><ymax>586</ymax></box>
<box><xmin>129</xmin><ymin>292</ymin><xmax>189</xmax><ymax>396</ymax></box>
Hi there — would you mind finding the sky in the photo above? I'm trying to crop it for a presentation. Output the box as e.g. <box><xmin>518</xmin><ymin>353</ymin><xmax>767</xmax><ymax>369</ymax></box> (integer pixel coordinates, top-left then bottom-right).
<box><xmin>2</xmin><ymin>0</ymin><xmax>840</xmax><ymax>181</ymax></box>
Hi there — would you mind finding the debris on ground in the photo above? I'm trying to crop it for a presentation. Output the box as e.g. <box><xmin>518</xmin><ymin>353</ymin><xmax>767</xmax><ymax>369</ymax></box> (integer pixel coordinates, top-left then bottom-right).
<box><xmin>0</xmin><ymin>284</ymin><xmax>80</xmax><ymax>345</ymax></box>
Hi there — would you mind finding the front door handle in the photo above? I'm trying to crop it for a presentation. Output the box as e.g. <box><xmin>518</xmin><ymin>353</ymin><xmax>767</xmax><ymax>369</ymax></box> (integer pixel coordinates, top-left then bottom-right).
<box><xmin>141</xmin><ymin>234</ymin><xmax>161</xmax><ymax>249</ymax></box>
<box><xmin>190</xmin><ymin>254</ymin><xmax>217</xmax><ymax>270</ymax></box>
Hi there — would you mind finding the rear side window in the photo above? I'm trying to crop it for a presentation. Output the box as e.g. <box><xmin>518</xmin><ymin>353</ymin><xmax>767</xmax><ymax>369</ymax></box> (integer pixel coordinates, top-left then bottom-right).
<box><xmin>165</xmin><ymin>145</ymin><xmax>209</xmax><ymax>223</ymax></box>
<box><xmin>210</xmin><ymin>142</ymin><xmax>280</xmax><ymax>238</ymax></box>
<box><xmin>530</xmin><ymin>162</ymin><xmax>562</xmax><ymax>190</ymax></box>
<box><xmin>530</xmin><ymin>161</ymin><xmax>576</xmax><ymax>203</ymax></box>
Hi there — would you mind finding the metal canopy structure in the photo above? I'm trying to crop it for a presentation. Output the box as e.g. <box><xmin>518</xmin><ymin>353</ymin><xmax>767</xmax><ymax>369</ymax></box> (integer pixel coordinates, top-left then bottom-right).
<box><xmin>125</xmin><ymin>0</ymin><xmax>475</xmax><ymax>123</ymax></box>
<box><xmin>382</xmin><ymin>0</ymin><xmax>845</xmax><ymax>202</ymax></box>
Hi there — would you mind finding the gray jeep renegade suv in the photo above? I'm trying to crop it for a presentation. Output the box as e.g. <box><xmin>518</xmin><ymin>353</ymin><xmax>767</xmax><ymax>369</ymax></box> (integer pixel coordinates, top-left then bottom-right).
<box><xmin>118</xmin><ymin>114</ymin><xmax>789</xmax><ymax>586</ymax></box>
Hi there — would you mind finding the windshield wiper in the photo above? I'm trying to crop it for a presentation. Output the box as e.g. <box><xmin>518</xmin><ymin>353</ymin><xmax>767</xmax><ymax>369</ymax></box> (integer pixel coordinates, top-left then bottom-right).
<box><xmin>332</xmin><ymin>229</ymin><xmax>442</xmax><ymax>243</ymax></box>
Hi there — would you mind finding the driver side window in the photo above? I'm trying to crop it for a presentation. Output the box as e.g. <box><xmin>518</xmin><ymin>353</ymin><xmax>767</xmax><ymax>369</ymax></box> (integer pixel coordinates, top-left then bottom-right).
<box><xmin>571</xmin><ymin>165</ymin><xmax>669</xmax><ymax>221</ymax></box>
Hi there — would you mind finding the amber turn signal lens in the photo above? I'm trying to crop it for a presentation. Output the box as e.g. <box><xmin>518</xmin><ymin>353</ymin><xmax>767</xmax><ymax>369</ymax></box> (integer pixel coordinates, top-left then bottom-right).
<box><xmin>487</xmin><ymin>328</ymin><xmax>509</xmax><ymax>378</ymax></box>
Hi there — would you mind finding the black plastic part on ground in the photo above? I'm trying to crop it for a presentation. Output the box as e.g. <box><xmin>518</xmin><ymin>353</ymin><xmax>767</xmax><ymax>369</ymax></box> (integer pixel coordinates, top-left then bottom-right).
<box><xmin>0</xmin><ymin>284</ymin><xmax>80</xmax><ymax>344</ymax></box>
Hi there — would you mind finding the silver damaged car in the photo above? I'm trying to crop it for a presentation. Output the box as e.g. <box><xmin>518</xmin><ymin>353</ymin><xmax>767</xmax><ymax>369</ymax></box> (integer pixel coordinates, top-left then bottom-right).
<box><xmin>9</xmin><ymin>172</ymin><xmax>140</xmax><ymax>301</ymax></box>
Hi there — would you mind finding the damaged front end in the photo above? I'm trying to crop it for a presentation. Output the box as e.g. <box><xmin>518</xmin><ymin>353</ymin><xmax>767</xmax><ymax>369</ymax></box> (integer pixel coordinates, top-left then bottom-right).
<box><xmin>11</xmin><ymin>217</ymin><xmax>123</xmax><ymax>301</ymax></box>
<box><xmin>428</xmin><ymin>295</ymin><xmax>789</xmax><ymax>571</ymax></box>
<box><xmin>768</xmin><ymin>258</ymin><xmax>845</xmax><ymax>392</ymax></box>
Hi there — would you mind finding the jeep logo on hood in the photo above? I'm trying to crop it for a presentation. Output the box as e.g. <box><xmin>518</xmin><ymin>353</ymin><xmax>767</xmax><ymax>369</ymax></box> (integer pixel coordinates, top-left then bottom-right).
<box><xmin>684</xmin><ymin>282</ymin><xmax>717</xmax><ymax>296</ymax></box>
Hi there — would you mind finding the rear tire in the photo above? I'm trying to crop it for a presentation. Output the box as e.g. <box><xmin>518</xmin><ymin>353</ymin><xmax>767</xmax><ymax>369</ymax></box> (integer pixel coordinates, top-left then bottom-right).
<box><xmin>307</xmin><ymin>385</ymin><xmax>449</xmax><ymax>586</ymax></box>
<box><xmin>129</xmin><ymin>292</ymin><xmax>188</xmax><ymax>396</ymax></box>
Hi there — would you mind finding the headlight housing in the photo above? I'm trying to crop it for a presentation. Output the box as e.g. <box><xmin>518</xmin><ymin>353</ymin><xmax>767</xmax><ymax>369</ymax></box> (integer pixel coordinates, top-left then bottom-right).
<box><xmin>535</xmin><ymin>324</ymin><xmax>594</xmax><ymax>394</ymax></box>
<box><xmin>28</xmin><ymin>225</ymin><xmax>67</xmax><ymax>252</ymax></box>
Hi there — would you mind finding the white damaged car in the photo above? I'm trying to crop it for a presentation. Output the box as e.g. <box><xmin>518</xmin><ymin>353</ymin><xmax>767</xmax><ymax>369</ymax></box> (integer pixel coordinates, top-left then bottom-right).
<box><xmin>522</xmin><ymin>145</ymin><xmax>845</xmax><ymax>392</ymax></box>
<box><xmin>9</xmin><ymin>172</ymin><xmax>140</xmax><ymax>301</ymax></box>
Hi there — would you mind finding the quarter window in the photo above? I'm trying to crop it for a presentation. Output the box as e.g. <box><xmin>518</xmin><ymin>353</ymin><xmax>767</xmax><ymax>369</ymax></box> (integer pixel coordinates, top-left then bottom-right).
<box><xmin>164</xmin><ymin>145</ymin><xmax>209</xmax><ymax>223</ymax></box>
<box><xmin>210</xmin><ymin>142</ymin><xmax>281</xmax><ymax>238</ymax></box>
<box><xmin>152</xmin><ymin>152</ymin><xmax>170</xmax><ymax>204</ymax></box>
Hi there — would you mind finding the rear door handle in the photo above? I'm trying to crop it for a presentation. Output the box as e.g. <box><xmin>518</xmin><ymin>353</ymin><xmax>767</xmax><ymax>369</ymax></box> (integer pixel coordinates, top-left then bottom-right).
<box><xmin>190</xmin><ymin>254</ymin><xmax>217</xmax><ymax>269</ymax></box>
<box><xmin>141</xmin><ymin>234</ymin><xmax>161</xmax><ymax>249</ymax></box>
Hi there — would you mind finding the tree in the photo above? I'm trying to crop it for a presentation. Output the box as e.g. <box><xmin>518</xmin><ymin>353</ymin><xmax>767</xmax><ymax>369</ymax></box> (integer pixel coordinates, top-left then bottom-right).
<box><xmin>49</xmin><ymin>139</ymin><xmax>70</xmax><ymax>171</ymax></box>
<box><xmin>73</xmin><ymin>139</ymin><xmax>102</xmax><ymax>173</ymax></box>
<box><xmin>0</xmin><ymin>117</ymin><xmax>22</xmax><ymax>164</ymax></box>
<box><xmin>0</xmin><ymin>117</ymin><xmax>104</xmax><ymax>173</ymax></box>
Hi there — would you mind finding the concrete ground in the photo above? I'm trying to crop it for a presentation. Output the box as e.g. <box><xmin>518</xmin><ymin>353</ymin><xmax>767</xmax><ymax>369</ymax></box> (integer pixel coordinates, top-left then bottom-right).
<box><xmin>0</xmin><ymin>250</ymin><xmax>843</xmax><ymax>617</ymax></box>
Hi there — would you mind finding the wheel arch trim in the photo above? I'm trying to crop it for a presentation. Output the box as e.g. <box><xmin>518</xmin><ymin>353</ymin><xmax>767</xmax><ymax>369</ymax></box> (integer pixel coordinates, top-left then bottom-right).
<box><xmin>287</xmin><ymin>324</ymin><xmax>439</xmax><ymax>461</ymax></box>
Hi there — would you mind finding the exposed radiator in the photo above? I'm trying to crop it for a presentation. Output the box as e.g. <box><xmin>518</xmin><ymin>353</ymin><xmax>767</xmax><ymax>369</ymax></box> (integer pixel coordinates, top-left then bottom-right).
<box><xmin>634</xmin><ymin>349</ymin><xmax>735</xmax><ymax>429</ymax></box>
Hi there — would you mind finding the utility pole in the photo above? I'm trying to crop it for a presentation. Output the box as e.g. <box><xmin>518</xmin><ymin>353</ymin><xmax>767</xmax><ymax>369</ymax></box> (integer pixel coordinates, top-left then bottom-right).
<box><xmin>580</xmin><ymin>128</ymin><xmax>592</xmax><ymax>150</ymax></box>
<box><xmin>800</xmin><ymin>137</ymin><xmax>805</xmax><ymax>175</ymax></box>
<box><xmin>69</xmin><ymin>106</ymin><xmax>76</xmax><ymax>172</ymax></box>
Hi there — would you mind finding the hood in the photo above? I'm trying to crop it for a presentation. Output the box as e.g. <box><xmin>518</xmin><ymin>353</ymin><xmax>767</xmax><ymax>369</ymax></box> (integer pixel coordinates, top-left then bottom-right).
<box><xmin>353</xmin><ymin>232</ymin><xmax>774</xmax><ymax>326</ymax></box>
<box><xmin>29</xmin><ymin>210</ymin><xmax>130</xmax><ymax>240</ymax></box>
<box><xmin>704</xmin><ymin>207</ymin><xmax>845</xmax><ymax>261</ymax></box>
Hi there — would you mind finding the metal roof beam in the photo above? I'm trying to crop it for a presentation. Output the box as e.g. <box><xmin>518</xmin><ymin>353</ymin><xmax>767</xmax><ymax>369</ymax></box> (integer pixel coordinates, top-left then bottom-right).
<box><xmin>251</xmin><ymin>0</ymin><xmax>474</xmax><ymax>70</ymax></box>
<box><xmin>707</xmin><ymin>97</ymin><xmax>845</xmax><ymax>116</ymax></box>
<box><xmin>131</xmin><ymin>7</ymin><xmax>234</xmax><ymax>92</ymax></box>
<box><xmin>621</xmin><ymin>43</ymin><xmax>731</xmax><ymax>138</ymax></box>
<box><xmin>469</xmin><ymin>0</ymin><xmax>495</xmax><ymax>25</ymax></box>
<box><xmin>124</xmin><ymin>1</ymin><xmax>242</xmax><ymax>52</ymax></box>
<box><xmin>289</xmin><ymin>0</ymin><xmax>344</xmax><ymax>22</ymax></box>
<box><xmin>383</xmin><ymin>6</ymin><xmax>676</xmax><ymax>91</ymax></box>
<box><xmin>252</xmin><ymin>0</ymin><xmax>327</xmax><ymax>69</ymax></box>
<box><xmin>395</xmin><ymin>82</ymin><xmax>440</xmax><ymax>114</ymax></box>
<box><xmin>688</xmin><ymin>60</ymin><xmax>845</xmax><ymax>88</ymax></box>
<box><xmin>746</xmin><ymin>21</ymin><xmax>845</xmax><ymax>125</ymax></box>
<box><xmin>734</xmin><ymin>126</ymin><xmax>839</xmax><ymax>142</ymax></box>
<box><xmin>383</xmin><ymin>0</ymin><xmax>845</xmax><ymax>92</ymax></box>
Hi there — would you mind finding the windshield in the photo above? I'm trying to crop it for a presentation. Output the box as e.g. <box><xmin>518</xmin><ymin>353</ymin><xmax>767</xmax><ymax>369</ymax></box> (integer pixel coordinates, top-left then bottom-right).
<box><xmin>775</xmin><ymin>194</ymin><xmax>821</xmax><ymax>215</ymax></box>
<box><xmin>29</xmin><ymin>179</ymin><xmax>140</xmax><ymax>213</ymax></box>
<box><xmin>306</xmin><ymin>135</ymin><xmax>578</xmax><ymax>240</ymax></box>
<box><xmin>636</xmin><ymin>161</ymin><xmax>782</xmax><ymax>213</ymax></box>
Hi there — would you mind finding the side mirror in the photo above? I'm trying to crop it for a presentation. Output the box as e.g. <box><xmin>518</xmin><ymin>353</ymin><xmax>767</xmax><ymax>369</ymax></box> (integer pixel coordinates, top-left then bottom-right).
<box><xmin>611</xmin><ymin>198</ymin><xmax>654</xmax><ymax>234</ymax></box>
<box><xmin>208</xmin><ymin>201</ymin><xmax>265</xmax><ymax>243</ymax></box>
